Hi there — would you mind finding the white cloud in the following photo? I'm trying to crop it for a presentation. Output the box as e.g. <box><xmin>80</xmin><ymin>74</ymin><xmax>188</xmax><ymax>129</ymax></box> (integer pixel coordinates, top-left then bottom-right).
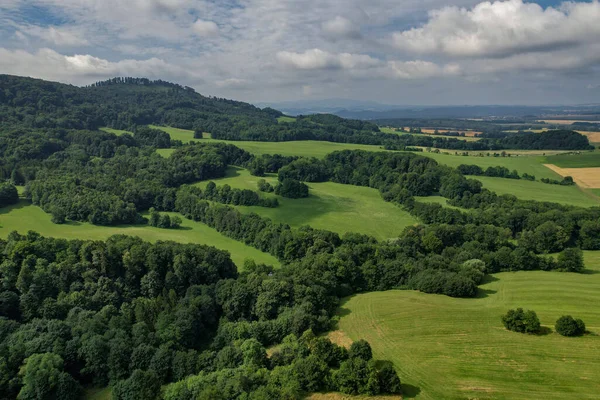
<box><xmin>0</xmin><ymin>48</ymin><xmax>197</xmax><ymax>84</ymax></box>
<box><xmin>387</xmin><ymin>60</ymin><xmax>461</xmax><ymax>79</ymax></box>
<box><xmin>215</xmin><ymin>78</ymin><xmax>249</xmax><ymax>88</ymax></box>
<box><xmin>392</xmin><ymin>0</ymin><xmax>600</xmax><ymax>57</ymax></box>
<box><xmin>17</xmin><ymin>25</ymin><xmax>89</xmax><ymax>46</ymax></box>
<box><xmin>193</xmin><ymin>19</ymin><xmax>219</xmax><ymax>37</ymax></box>
<box><xmin>277</xmin><ymin>49</ymin><xmax>380</xmax><ymax>70</ymax></box>
<box><xmin>322</xmin><ymin>16</ymin><xmax>361</xmax><ymax>39</ymax></box>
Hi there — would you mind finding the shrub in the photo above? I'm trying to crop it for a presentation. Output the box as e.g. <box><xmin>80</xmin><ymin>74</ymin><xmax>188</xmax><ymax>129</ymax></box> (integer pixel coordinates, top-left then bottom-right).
<box><xmin>274</xmin><ymin>179</ymin><xmax>309</xmax><ymax>198</ymax></box>
<box><xmin>501</xmin><ymin>308</ymin><xmax>541</xmax><ymax>333</ymax></box>
<box><xmin>555</xmin><ymin>316</ymin><xmax>586</xmax><ymax>337</ymax></box>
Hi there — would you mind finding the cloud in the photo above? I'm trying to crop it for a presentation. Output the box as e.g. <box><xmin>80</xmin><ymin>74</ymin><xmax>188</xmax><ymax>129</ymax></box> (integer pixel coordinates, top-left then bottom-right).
<box><xmin>277</xmin><ymin>49</ymin><xmax>380</xmax><ymax>70</ymax></box>
<box><xmin>322</xmin><ymin>16</ymin><xmax>361</xmax><ymax>39</ymax></box>
<box><xmin>392</xmin><ymin>0</ymin><xmax>600</xmax><ymax>57</ymax></box>
<box><xmin>215</xmin><ymin>78</ymin><xmax>249</xmax><ymax>89</ymax></box>
<box><xmin>17</xmin><ymin>25</ymin><xmax>89</xmax><ymax>46</ymax></box>
<box><xmin>387</xmin><ymin>60</ymin><xmax>461</xmax><ymax>79</ymax></box>
<box><xmin>0</xmin><ymin>48</ymin><xmax>197</xmax><ymax>84</ymax></box>
<box><xmin>193</xmin><ymin>19</ymin><xmax>219</xmax><ymax>37</ymax></box>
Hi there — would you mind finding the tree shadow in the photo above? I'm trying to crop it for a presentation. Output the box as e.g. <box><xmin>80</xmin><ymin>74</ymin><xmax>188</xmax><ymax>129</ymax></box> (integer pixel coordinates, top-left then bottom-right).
<box><xmin>401</xmin><ymin>383</ymin><xmax>422</xmax><ymax>398</ymax></box>
<box><xmin>480</xmin><ymin>275</ymin><xmax>500</xmax><ymax>284</ymax></box>
<box><xmin>177</xmin><ymin>226</ymin><xmax>193</xmax><ymax>231</ymax></box>
<box><xmin>534</xmin><ymin>326</ymin><xmax>553</xmax><ymax>336</ymax></box>
<box><xmin>581</xmin><ymin>269</ymin><xmax>600</xmax><ymax>275</ymax></box>
<box><xmin>0</xmin><ymin>199</ymin><xmax>30</xmax><ymax>215</ymax></box>
<box><xmin>476</xmin><ymin>288</ymin><xmax>497</xmax><ymax>298</ymax></box>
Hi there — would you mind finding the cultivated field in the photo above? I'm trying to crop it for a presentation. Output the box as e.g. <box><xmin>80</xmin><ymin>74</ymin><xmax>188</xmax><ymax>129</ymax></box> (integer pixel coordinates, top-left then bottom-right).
<box><xmin>195</xmin><ymin>167</ymin><xmax>418</xmax><ymax>240</ymax></box>
<box><xmin>544</xmin><ymin>165</ymin><xmax>600</xmax><ymax>189</ymax></box>
<box><xmin>0</xmin><ymin>201</ymin><xmax>279</xmax><ymax>268</ymax></box>
<box><xmin>336</xmin><ymin>251</ymin><xmax>600</xmax><ymax>400</ymax></box>
<box><xmin>543</xmin><ymin>152</ymin><xmax>600</xmax><ymax>168</ymax></box>
<box><xmin>472</xmin><ymin>176</ymin><xmax>600</xmax><ymax>207</ymax></box>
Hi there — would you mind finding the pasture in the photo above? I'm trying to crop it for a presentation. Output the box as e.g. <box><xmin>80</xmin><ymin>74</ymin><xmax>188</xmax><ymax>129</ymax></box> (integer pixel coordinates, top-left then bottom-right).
<box><xmin>99</xmin><ymin>127</ymin><xmax>131</xmax><ymax>136</ymax></box>
<box><xmin>195</xmin><ymin>167</ymin><xmax>418</xmax><ymax>240</ymax></box>
<box><xmin>0</xmin><ymin>201</ymin><xmax>279</xmax><ymax>268</ymax></box>
<box><xmin>471</xmin><ymin>176</ymin><xmax>600</xmax><ymax>207</ymax></box>
<box><xmin>543</xmin><ymin>152</ymin><xmax>600</xmax><ymax>168</ymax></box>
<box><xmin>337</xmin><ymin>251</ymin><xmax>600</xmax><ymax>400</ymax></box>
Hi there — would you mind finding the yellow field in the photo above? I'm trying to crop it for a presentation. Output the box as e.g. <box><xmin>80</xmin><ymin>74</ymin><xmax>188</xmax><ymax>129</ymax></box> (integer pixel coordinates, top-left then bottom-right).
<box><xmin>544</xmin><ymin>164</ymin><xmax>600</xmax><ymax>189</ymax></box>
<box><xmin>541</xmin><ymin>120</ymin><xmax>600</xmax><ymax>124</ymax></box>
<box><xmin>577</xmin><ymin>131</ymin><xmax>600</xmax><ymax>143</ymax></box>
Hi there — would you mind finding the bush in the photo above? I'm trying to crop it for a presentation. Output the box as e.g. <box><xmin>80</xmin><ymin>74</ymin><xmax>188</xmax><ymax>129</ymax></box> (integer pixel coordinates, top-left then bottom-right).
<box><xmin>257</xmin><ymin>179</ymin><xmax>274</xmax><ymax>193</ymax></box>
<box><xmin>501</xmin><ymin>308</ymin><xmax>541</xmax><ymax>333</ymax></box>
<box><xmin>0</xmin><ymin>182</ymin><xmax>19</xmax><ymax>208</ymax></box>
<box><xmin>555</xmin><ymin>316</ymin><xmax>586</xmax><ymax>337</ymax></box>
<box><xmin>275</xmin><ymin>179</ymin><xmax>309</xmax><ymax>199</ymax></box>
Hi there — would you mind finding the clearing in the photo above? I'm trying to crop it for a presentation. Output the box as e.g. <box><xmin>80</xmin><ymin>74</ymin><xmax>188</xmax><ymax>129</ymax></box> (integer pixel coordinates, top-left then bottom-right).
<box><xmin>195</xmin><ymin>167</ymin><xmax>418</xmax><ymax>240</ymax></box>
<box><xmin>472</xmin><ymin>176</ymin><xmax>600</xmax><ymax>207</ymax></box>
<box><xmin>0</xmin><ymin>201</ymin><xmax>279</xmax><ymax>268</ymax></box>
<box><xmin>337</xmin><ymin>251</ymin><xmax>600</xmax><ymax>400</ymax></box>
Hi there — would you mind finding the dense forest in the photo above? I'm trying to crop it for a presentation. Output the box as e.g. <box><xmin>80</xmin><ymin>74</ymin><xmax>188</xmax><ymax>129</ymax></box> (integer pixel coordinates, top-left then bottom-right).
<box><xmin>0</xmin><ymin>75</ymin><xmax>599</xmax><ymax>399</ymax></box>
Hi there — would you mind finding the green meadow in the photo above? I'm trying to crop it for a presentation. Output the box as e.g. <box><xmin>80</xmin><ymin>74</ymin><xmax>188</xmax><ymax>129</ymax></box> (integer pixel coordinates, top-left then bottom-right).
<box><xmin>99</xmin><ymin>127</ymin><xmax>132</xmax><ymax>136</ymax></box>
<box><xmin>543</xmin><ymin>152</ymin><xmax>600</xmax><ymax>168</ymax></box>
<box><xmin>196</xmin><ymin>167</ymin><xmax>418</xmax><ymax>240</ymax></box>
<box><xmin>337</xmin><ymin>251</ymin><xmax>600</xmax><ymax>400</ymax></box>
<box><xmin>0</xmin><ymin>201</ymin><xmax>279</xmax><ymax>268</ymax></box>
<box><xmin>471</xmin><ymin>176</ymin><xmax>600</xmax><ymax>208</ymax></box>
<box><xmin>277</xmin><ymin>116</ymin><xmax>297</xmax><ymax>123</ymax></box>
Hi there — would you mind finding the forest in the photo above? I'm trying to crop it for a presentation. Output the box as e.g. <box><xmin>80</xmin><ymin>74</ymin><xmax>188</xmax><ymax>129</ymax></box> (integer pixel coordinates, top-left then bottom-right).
<box><xmin>0</xmin><ymin>75</ymin><xmax>599</xmax><ymax>399</ymax></box>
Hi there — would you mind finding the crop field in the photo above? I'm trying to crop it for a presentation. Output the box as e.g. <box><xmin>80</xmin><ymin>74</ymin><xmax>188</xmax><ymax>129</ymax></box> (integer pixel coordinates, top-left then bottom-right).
<box><xmin>336</xmin><ymin>251</ymin><xmax>600</xmax><ymax>400</ymax></box>
<box><xmin>277</xmin><ymin>116</ymin><xmax>297</xmax><ymax>123</ymax></box>
<box><xmin>380</xmin><ymin>127</ymin><xmax>481</xmax><ymax>142</ymax></box>
<box><xmin>544</xmin><ymin>165</ymin><xmax>600</xmax><ymax>189</ymax></box>
<box><xmin>195</xmin><ymin>167</ymin><xmax>418</xmax><ymax>240</ymax></box>
<box><xmin>420</xmin><ymin>152</ymin><xmax>561</xmax><ymax>180</ymax></box>
<box><xmin>543</xmin><ymin>152</ymin><xmax>600</xmax><ymax>168</ymax></box>
<box><xmin>471</xmin><ymin>176</ymin><xmax>600</xmax><ymax>207</ymax></box>
<box><xmin>0</xmin><ymin>201</ymin><xmax>279</xmax><ymax>268</ymax></box>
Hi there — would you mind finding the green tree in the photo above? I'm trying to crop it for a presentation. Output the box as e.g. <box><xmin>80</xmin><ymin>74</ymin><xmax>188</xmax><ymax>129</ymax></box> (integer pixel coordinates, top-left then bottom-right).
<box><xmin>113</xmin><ymin>369</ymin><xmax>160</xmax><ymax>400</ymax></box>
<box><xmin>501</xmin><ymin>308</ymin><xmax>540</xmax><ymax>334</ymax></box>
<box><xmin>0</xmin><ymin>182</ymin><xmax>19</xmax><ymax>208</ymax></box>
<box><xmin>555</xmin><ymin>315</ymin><xmax>586</xmax><ymax>337</ymax></box>
<box><xmin>17</xmin><ymin>353</ymin><xmax>81</xmax><ymax>400</ymax></box>
<box><xmin>349</xmin><ymin>340</ymin><xmax>373</xmax><ymax>361</ymax></box>
<box><xmin>557</xmin><ymin>248</ymin><xmax>584</xmax><ymax>272</ymax></box>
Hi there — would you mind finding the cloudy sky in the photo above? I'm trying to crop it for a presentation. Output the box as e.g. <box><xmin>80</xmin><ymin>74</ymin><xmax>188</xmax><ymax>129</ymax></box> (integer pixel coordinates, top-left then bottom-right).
<box><xmin>1</xmin><ymin>0</ymin><xmax>599</xmax><ymax>105</ymax></box>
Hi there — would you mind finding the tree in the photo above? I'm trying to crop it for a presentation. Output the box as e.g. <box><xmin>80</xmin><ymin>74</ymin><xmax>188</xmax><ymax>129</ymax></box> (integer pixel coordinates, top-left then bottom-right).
<box><xmin>555</xmin><ymin>315</ymin><xmax>586</xmax><ymax>337</ymax></box>
<box><xmin>170</xmin><ymin>215</ymin><xmax>182</xmax><ymax>229</ymax></box>
<box><xmin>17</xmin><ymin>353</ymin><xmax>81</xmax><ymax>400</ymax></box>
<box><xmin>557</xmin><ymin>248</ymin><xmax>584</xmax><ymax>272</ymax></box>
<box><xmin>158</xmin><ymin>214</ymin><xmax>171</xmax><ymax>229</ymax></box>
<box><xmin>149</xmin><ymin>208</ymin><xmax>160</xmax><ymax>227</ymax></box>
<box><xmin>0</xmin><ymin>182</ymin><xmax>19</xmax><ymax>208</ymax></box>
<box><xmin>349</xmin><ymin>340</ymin><xmax>373</xmax><ymax>361</ymax></box>
<box><xmin>50</xmin><ymin>207</ymin><xmax>67</xmax><ymax>224</ymax></box>
<box><xmin>257</xmin><ymin>179</ymin><xmax>274</xmax><ymax>193</ymax></box>
<box><xmin>113</xmin><ymin>369</ymin><xmax>160</xmax><ymax>400</ymax></box>
<box><xmin>501</xmin><ymin>308</ymin><xmax>540</xmax><ymax>334</ymax></box>
<box><xmin>274</xmin><ymin>179</ymin><xmax>309</xmax><ymax>199</ymax></box>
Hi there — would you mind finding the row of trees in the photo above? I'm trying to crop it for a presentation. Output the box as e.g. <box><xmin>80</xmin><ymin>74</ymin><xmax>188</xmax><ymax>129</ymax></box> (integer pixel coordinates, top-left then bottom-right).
<box><xmin>502</xmin><ymin>309</ymin><xmax>587</xmax><ymax>337</ymax></box>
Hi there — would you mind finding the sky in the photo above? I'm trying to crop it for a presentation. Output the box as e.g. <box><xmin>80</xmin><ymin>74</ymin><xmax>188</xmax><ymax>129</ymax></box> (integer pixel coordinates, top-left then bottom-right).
<box><xmin>0</xmin><ymin>0</ymin><xmax>599</xmax><ymax>105</ymax></box>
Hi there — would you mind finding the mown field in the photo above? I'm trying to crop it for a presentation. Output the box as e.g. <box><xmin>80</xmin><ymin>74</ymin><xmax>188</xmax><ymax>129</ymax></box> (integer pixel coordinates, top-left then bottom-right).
<box><xmin>471</xmin><ymin>176</ymin><xmax>600</xmax><ymax>207</ymax></box>
<box><xmin>99</xmin><ymin>127</ymin><xmax>132</xmax><ymax>136</ymax></box>
<box><xmin>543</xmin><ymin>152</ymin><xmax>600</xmax><ymax>168</ymax></box>
<box><xmin>0</xmin><ymin>201</ymin><xmax>279</xmax><ymax>268</ymax></box>
<box><xmin>195</xmin><ymin>167</ymin><xmax>418</xmax><ymax>240</ymax></box>
<box><xmin>337</xmin><ymin>251</ymin><xmax>600</xmax><ymax>400</ymax></box>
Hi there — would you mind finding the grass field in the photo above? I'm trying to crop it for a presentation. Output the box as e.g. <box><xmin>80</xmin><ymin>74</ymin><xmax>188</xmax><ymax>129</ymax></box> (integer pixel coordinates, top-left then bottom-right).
<box><xmin>543</xmin><ymin>152</ymin><xmax>600</xmax><ymax>168</ymax></box>
<box><xmin>277</xmin><ymin>116</ymin><xmax>297</xmax><ymax>123</ymax></box>
<box><xmin>421</xmin><ymin>152</ymin><xmax>562</xmax><ymax>180</ymax></box>
<box><xmin>544</xmin><ymin>165</ymin><xmax>600</xmax><ymax>189</ymax></box>
<box><xmin>99</xmin><ymin>127</ymin><xmax>132</xmax><ymax>136</ymax></box>
<box><xmin>337</xmin><ymin>251</ymin><xmax>600</xmax><ymax>400</ymax></box>
<box><xmin>195</xmin><ymin>168</ymin><xmax>418</xmax><ymax>240</ymax></box>
<box><xmin>471</xmin><ymin>176</ymin><xmax>600</xmax><ymax>207</ymax></box>
<box><xmin>0</xmin><ymin>201</ymin><xmax>279</xmax><ymax>268</ymax></box>
<box><xmin>84</xmin><ymin>387</ymin><xmax>111</xmax><ymax>400</ymax></box>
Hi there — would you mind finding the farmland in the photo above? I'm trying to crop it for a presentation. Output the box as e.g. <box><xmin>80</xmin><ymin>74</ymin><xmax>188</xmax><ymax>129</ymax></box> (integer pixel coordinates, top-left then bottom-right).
<box><xmin>472</xmin><ymin>176</ymin><xmax>600</xmax><ymax>207</ymax></box>
<box><xmin>195</xmin><ymin>167</ymin><xmax>418</xmax><ymax>240</ymax></box>
<box><xmin>337</xmin><ymin>251</ymin><xmax>600</xmax><ymax>400</ymax></box>
<box><xmin>0</xmin><ymin>201</ymin><xmax>279</xmax><ymax>268</ymax></box>
<box><xmin>543</xmin><ymin>152</ymin><xmax>600</xmax><ymax>168</ymax></box>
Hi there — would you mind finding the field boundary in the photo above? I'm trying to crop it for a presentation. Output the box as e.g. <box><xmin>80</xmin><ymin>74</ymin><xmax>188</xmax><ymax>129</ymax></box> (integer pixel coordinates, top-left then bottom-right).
<box><xmin>543</xmin><ymin>164</ymin><xmax>600</xmax><ymax>189</ymax></box>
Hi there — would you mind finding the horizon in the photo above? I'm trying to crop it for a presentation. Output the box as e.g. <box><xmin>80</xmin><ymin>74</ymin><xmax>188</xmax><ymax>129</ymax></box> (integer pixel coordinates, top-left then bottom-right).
<box><xmin>1</xmin><ymin>0</ymin><xmax>599</xmax><ymax>105</ymax></box>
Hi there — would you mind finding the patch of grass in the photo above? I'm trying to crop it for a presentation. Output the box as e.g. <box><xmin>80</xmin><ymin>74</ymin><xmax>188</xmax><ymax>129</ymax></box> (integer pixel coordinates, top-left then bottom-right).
<box><xmin>84</xmin><ymin>387</ymin><xmax>112</xmax><ymax>400</ymax></box>
<box><xmin>277</xmin><ymin>116</ymin><xmax>296</xmax><ymax>123</ymax></box>
<box><xmin>414</xmin><ymin>196</ymin><xmax>467</xmax><ymax>211</ymax></box>
<box><xmin>0</xmin><ymin>201</ymin><xmax>279</xmax><ymax>269</ymax></box>
<box><xmin>421</xmin><ymin>152</ymin><xmax>561</xmax><ymax>180</ymax></box>
<box><xmin>337</xmin><ymin>251</ymin><xmax>600</xmax><ymax>400</ymax></box>
<box><xmin>543</xmin><ymin>152</ymin><xmax>600</xmax><ymax>168</ymax></box>
<box><xmin>471</xmin><ymin>176</ymin><xmax>599</xmax><ymax>208</ymax></box>
<box><xmin>99</xmin><ymin>127</ymin><xmax>132</xmax><ymax>136</ymax></box>
<box><xmin>195</xmin><ymin>167</ymin><xmax>418</xmax><ymax>240</ymax></box>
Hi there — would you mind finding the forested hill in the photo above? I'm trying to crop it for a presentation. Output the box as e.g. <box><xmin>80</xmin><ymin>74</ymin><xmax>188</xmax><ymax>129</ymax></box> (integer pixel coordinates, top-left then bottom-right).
<box><xmin>0</xmin><ymin>75</ymin><xmax>275</xmax><ymax>131</ymax></box>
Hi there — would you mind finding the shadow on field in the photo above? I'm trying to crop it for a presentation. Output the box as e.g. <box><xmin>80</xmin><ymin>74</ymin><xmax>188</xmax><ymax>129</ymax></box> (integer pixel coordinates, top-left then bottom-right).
<box><xmin>534</xmin><ymin>326</ymin><xmax>553</xmax><ymax>336</ymax></box>
<box><xmin>0</xmin><ymin>200</ymin><xmax>30</xmax><ymax>214</ymax></box>
<box><xmin>401</xmin><ymin>383</ymin><xmax>421</xmax><ymax>398</ymax></box>
<box><xmin>581</xmin><ymin>268</ymin><xmax>600</xmax><ymax>275</ymax></box>
<box><xmin>476</xmin><ymin>275</ymin><xmax>499</xmax><ymax>298</ymax></box>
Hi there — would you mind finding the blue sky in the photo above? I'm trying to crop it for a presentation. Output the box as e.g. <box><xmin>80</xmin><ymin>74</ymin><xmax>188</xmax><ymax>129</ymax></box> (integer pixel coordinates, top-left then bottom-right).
<box><xmin>0</xmin><ymin>0</ymin><xmax>599</xmax><ymax>105</ymax></box>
